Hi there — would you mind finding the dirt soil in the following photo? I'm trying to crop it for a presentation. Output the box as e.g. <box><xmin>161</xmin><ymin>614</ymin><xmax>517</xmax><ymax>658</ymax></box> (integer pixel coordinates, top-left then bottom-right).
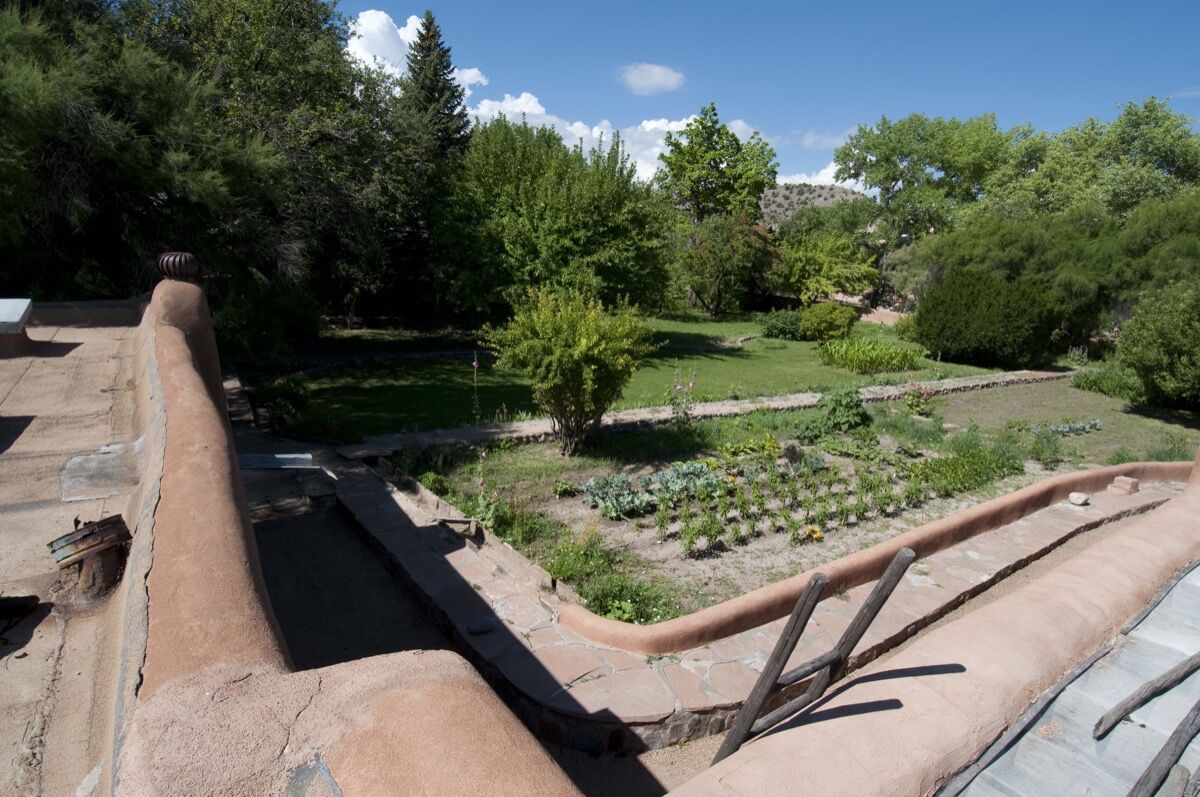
<box><xmin>539</xmin><ymin>465</ymin><xmax>1049</xmax><ymax>612</ymax></box>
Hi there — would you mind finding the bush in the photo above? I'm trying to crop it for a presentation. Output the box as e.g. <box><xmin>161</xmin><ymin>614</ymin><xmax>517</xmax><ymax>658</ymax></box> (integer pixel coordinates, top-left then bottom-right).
<box><xmin>577</xmin><ymin>573</ymin><xmax>678</xmax><ymax>624</ymax></box>
<box><xmin>796</xmin><ymin>389</ymin><xmax>869</xmax><ymax>442</ymax></box>
<box><xmin>484</xmin><ymin>288</ymin><xmax>654</xmax><ymax>454</ymax></box>
<box><xmin>818</xmin><ymin>338</ymin><xmax>923</xmax><ymax>374</ymax></box>
<box><xmin>799</xmin><ymin>302</ymin><xmax>857</xmax><ymax>341</ymax></box>
<box><xmin>893</xmin><ymin>314</ymin><xmax>918</xmax><ymax>342</ymax></box>
<box><xmin>1118</xmin><ymin>284</ymin><xmax>1200</xmax><ymax>406</ymax></box>
<box><xmin>907</xmin><ymin>432</ymin><xmax>1024</xmax><ymax>496</ymax></box>
<box><xmin>418</xmin><ymin>471</ymin><xmax>450</xmax><ymax>495</ymax></box>
<box><xmin>760</xmin><ymin>309</ymin><xmax>804</xmax><ymax>340</ymax></box>
<box><xmin>252</xmin><ymin>375</ymin><xmax>309</xmax><ymax>432</ymax></box>
<box><xmin>1072</xmin><ymin>363</ymin><xmax>1146</xmax><ymax>403</ymax></box>
<box><xmin>914</xmin><ymin>270</ymin><xmax>1060</xmax><ymax>368</ymax></box>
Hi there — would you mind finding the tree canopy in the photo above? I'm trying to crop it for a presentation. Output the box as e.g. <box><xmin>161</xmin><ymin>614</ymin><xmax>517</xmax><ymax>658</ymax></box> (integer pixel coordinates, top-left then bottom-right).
<box><xmin>657</xmin><ymin>103</ymin><xmax>778</xmax><ymax>222</ymax></box>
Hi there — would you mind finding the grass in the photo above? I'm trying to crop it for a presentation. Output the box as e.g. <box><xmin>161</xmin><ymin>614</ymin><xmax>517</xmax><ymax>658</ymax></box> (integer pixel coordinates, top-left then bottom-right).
<box><xmin>404</xmin><ymin>376</ymin><xmax>1197</xmax><ymax>615</ymax></box>
<box><xmin>934</xmin><ymin>380</ymin><xmax>1200</xmax><ymax>467</ymax></box>
<box><xmin>292</xmin><ymin>315</ymin><xmax>991</xmax><ymax>440</ymax></box>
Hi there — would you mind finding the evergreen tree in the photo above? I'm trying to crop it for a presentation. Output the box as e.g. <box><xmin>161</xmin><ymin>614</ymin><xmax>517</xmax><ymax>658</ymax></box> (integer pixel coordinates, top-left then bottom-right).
<box><xmin>397</xmin><ymin>10</ymin><xmax>473</xmax><ymax>313</ymax></box>
<box><xmin>399</xmin><ymin>10</ymin><xmax>470</xmax><ymax>161</ymax></box>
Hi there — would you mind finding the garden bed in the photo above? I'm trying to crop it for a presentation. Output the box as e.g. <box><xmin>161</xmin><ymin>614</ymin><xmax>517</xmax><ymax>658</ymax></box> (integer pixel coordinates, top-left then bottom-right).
<box><xmin>399</xmin><ymin>380</ymin><xmax>1200</xmax><ymax>624</ymax></box>
<box><xmin>403</xmin><ymin>379</ymin><xmax>1200</xmax><ymax>624</ymax></box>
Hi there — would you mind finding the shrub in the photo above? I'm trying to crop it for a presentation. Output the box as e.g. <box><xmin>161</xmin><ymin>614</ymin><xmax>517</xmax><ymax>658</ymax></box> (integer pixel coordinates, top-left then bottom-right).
<box><xmin>484</xmin><ymin>288</ymin><xmax>654</xmax><ymax>454</ymax></box>
<box><xmin>577</xmin><ymin>573</ymin><xmax>678</xmax><ymax>624</ymax></box>
<box><xmin>252</xmin><ymin>375</ymin><xmax>310</xmax><ymax>432</ymax></box>
<box><xmin>907</xmin><ymin>432</ymin><xmax>1024</xmax><ymax>496</ymax></box>
<box><xmin>893</xmin><ymin>314</ymin><xmax>918</xmax><ymax>342</ymax></box>
<box><xmin>760</xmin><ymin>309</ymin><xmax>804</xmax><ymax>340</ymax></box>
<box><xmin>1118</xmin><ymin>284</ymin><xmax>1200</xmax><ymax>406</ymax></box>
<box><xmin>418</xmin><ymin>471</ymin><xmax>450</xmax><ymax>495</ymax></box>
<box><xmin>799</xmin><ymin>302</ymin><xmax>857</xmax><ymax>341</ymax></box>
<box><xmin>818</xmin><ymin>339</ymin><xmax>923</xmax><ymax>374</ymax></box>
<box><xmin>1072</xmin><ymin>363</ymin><xmax>1146</xmax><ymax>403</ymax></box>
<box><xmin>914</xmin><ymin>270</ymin><xmax>1060</xmax><ymax>368</ymax></box>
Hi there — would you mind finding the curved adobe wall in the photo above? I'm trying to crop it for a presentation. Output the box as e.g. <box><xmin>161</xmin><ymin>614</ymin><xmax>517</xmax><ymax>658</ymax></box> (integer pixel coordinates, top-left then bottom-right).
<box><xmin>560</xmin><ymin>458</ymin><xmax>1196</xmax><ymax>654</ymax></box>
<box><xmin>139</xmin><ymin>280</ymin><xmax>290</xmax><ymax>694</ymax></box>
<box><xmin>673</xmin><ymin>451</ymin><xmax>1200</xmax><ymax>796</ymax></box>
<box><xmin>120</xmin><ymin>279</ymin><xmax>578</xmax><ymax>795</ymax></box>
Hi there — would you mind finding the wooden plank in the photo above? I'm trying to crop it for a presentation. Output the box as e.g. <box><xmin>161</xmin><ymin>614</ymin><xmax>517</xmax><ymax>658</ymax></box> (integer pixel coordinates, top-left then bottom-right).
<box><xmin>749</xmin><ymin>548</ymin><xmax>916</xmax><ymax>737</ymax></box>
<box><xmin>1095</xmin><ymin>651</ymin><xmax>1200</xmax><ymax>739</ymax></box>
<box><xmin>1127</xmin><ymin>696</ymin><xmax>1200</xmax><ymax>797</ymax></box>
<box><xmin>711</xmin><ymin>573</ymin><xmax>828</xmax><ymax>765</ymax></box>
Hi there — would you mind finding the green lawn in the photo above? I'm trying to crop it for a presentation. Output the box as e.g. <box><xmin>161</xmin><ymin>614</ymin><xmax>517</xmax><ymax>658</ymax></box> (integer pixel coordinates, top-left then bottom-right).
<box><xmin>292</xmin><ymin>315</ymin><xmax>992</xmax><ymax>440</ymax></box>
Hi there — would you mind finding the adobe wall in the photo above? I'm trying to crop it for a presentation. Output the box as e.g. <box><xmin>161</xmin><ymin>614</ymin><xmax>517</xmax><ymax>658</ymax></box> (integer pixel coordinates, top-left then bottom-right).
<box><xmin>109</xmin><ymin>279</ymin><xmax>577</xmax><ymax>796</ymax></box>
<box><xmin>673</xmin><ymin>449</ymin><xmax>1200</xmax><ymax>796</ymax></box>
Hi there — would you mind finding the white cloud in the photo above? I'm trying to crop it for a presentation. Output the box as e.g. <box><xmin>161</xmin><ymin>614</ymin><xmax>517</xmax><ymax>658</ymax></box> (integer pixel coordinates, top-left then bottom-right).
<box><xmin>1170</xmin><ymin>86</ymin><xmax>1200</xmax><ymax>99</ymax></box>
<box><xmin>346</xmin><ymin>10</ymin><xmax>487</xmax><ymax>95</ymax></box>
<box><xmin>727</xmin><ymin>119</ymin><xmax>758</xmax><ymax>141</ymax></box>
<box><xmin>452</xmin><ymin>67</ymin><xmax>489</xmax><ymax>98</ymax></box>
<box><xmin>619</xmin><ymin>63</ymin><xmax>685</xmax><ymax>96</ymax></box>
<box><xmin>346</xmin><ymin>10</ymin><xmax>420</xmax><ymax>76</ymax></box>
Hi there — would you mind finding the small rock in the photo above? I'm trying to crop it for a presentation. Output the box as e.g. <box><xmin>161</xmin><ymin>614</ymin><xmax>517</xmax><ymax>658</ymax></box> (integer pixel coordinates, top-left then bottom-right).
<box><xmin>1068</xmin><ymin>492</ymin><xmax>1090</xmax><ymax>506</ymax></box>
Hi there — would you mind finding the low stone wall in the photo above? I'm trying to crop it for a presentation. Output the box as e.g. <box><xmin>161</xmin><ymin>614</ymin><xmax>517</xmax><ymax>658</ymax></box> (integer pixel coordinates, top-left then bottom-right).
<box><xmin>560</xmin><ymin>459</ymin><xmax>1196</xmax><ymax>654</ymax></box>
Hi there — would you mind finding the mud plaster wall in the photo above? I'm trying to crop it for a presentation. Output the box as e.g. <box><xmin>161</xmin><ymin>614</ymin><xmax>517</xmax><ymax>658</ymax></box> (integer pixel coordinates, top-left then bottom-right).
<box><xmin>112</xmin><ymin>280</ymin><xmax>579</xmax><ymax>796</ymax></box>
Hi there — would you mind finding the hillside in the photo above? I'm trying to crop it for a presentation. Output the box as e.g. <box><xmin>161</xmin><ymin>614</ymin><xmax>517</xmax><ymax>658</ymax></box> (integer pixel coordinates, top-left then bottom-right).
<box><xmin>760</xmin><ymin>182</ymin><xmax>864</xmax><ymax>229</ymax></box>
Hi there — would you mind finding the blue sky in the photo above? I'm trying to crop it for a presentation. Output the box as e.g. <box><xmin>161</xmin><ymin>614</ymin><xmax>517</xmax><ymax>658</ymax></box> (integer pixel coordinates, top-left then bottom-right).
<box><xmin>338</xmin><ymin>0</ymin><xmax>1200</xmax><ymax>183</ymax></box>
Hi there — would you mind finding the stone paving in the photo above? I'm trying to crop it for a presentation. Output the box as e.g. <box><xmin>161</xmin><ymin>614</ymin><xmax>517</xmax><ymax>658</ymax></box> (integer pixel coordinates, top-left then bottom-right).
<box><xmin>338</xmin><ymin>369</ymin><xmax>1070</xmax><ymax>458</ymax></box>
<box><xmin>329</xmin><ymin>454</ymin><xmax>1181</xmax><ymax>752</ymax></box>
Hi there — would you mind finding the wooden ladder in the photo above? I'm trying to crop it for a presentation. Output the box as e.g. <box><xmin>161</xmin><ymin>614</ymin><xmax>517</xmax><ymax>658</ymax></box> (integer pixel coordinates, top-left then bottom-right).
<box><xmin>712</xmin><ymin>547</ymin><xmax>916</xmax><ymax>764</ymax></box>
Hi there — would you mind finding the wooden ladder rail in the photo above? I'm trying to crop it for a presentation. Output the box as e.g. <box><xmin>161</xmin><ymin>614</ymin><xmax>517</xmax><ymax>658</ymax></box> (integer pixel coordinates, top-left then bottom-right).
<box><xmin>712</xmin><ymin>547</ymin><xmax>917</xmax><ymax>765</ymax></box>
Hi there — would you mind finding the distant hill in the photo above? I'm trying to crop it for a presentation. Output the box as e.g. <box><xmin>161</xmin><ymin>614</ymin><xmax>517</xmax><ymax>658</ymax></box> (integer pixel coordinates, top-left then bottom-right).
<box><xmin>760</xmin><ymin>182</ymin><xmax>864</xmax><ymax>229</ymax></box>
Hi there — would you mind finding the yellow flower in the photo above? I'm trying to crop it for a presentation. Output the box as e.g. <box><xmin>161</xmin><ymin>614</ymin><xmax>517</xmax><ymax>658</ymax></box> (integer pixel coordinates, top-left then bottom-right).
<box><xmin>804</xmin><ymin>525</ymin><xmax>824</xmax><ymax>542</ymax></box>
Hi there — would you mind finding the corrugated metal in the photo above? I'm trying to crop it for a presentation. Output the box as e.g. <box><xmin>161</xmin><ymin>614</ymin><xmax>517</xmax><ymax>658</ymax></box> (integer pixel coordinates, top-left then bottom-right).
<box><xmin>964</xmin><ymin>567</ymin><xmax>1200</xmax><ymax>796</ymax></box>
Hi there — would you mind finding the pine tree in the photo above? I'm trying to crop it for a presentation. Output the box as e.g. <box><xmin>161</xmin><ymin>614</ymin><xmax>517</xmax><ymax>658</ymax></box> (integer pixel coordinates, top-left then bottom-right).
<box><xmin>399</xmin><ymin>10</ymin><xmax>470</xmax><ymax>161</ymax></box>
<box><xmin>396</xmin><ymin>10</ymin><xmax>474</xmax><ymax>314</ymax></box>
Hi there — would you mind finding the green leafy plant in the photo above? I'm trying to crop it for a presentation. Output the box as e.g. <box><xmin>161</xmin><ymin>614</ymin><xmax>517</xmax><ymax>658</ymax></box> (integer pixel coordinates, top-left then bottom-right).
<box><xmin>818</xmin><ymin>338</ymin><xmax>923</xmax><ymax>374</ymax></box>
<box><xmin>760</xmin><ymin>309</ymin><xmax>804</xmax><ymax>341</ymax></box>
<box><xmin>1029</xmin><ymin>428</ymin><xmax>1062</xmax><ymax>467</ymax></box>
<box><xmin>1118</xmin><ymin>283</ymin><xmax>1200</xmax><ymax>406</ymax></box>
<box><xmin>552</xmin><ymin>479</ymin><xmax>578</xmax><ymax>498</ymax></box>
<box><xmin>680</xmin><ymin>511</ymin><xmax>723</xmax><ymax>557</ymax></box>
<box><xmin>798</xmin><ymin>302</ymin><xmax>858</xmax><ymax>341</ymax></box>
<box><xmin>484</xmin><ymin>288</ymin><xmax>654</xmax><ymax>455</ymax></box>
<box><xmin>580</xmin><ymin>474</ymin><xmax>656</xmax><ymax>519</ymax></box>
<box><xmin>418</xmin><ymin>471</ymin><xmax>450</xmax><ymax>495</ymax></box>
<box><xmin>1072</xmin><ymin>363</ymin><xmax>1146</xmax><ymax>403</ymax></box>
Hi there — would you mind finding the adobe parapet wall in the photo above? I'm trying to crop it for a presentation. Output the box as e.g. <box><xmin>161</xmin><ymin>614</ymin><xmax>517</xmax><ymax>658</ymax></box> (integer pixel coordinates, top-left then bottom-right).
<box><xmin>110</xmin><ymin>280</ymin><xmax>577</xmax><ymax>796</ymax></box>
<box><xmin>560</xmin><ymin>458</ymin><xmax>1197</xmax><ymax>654</ymax></box>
